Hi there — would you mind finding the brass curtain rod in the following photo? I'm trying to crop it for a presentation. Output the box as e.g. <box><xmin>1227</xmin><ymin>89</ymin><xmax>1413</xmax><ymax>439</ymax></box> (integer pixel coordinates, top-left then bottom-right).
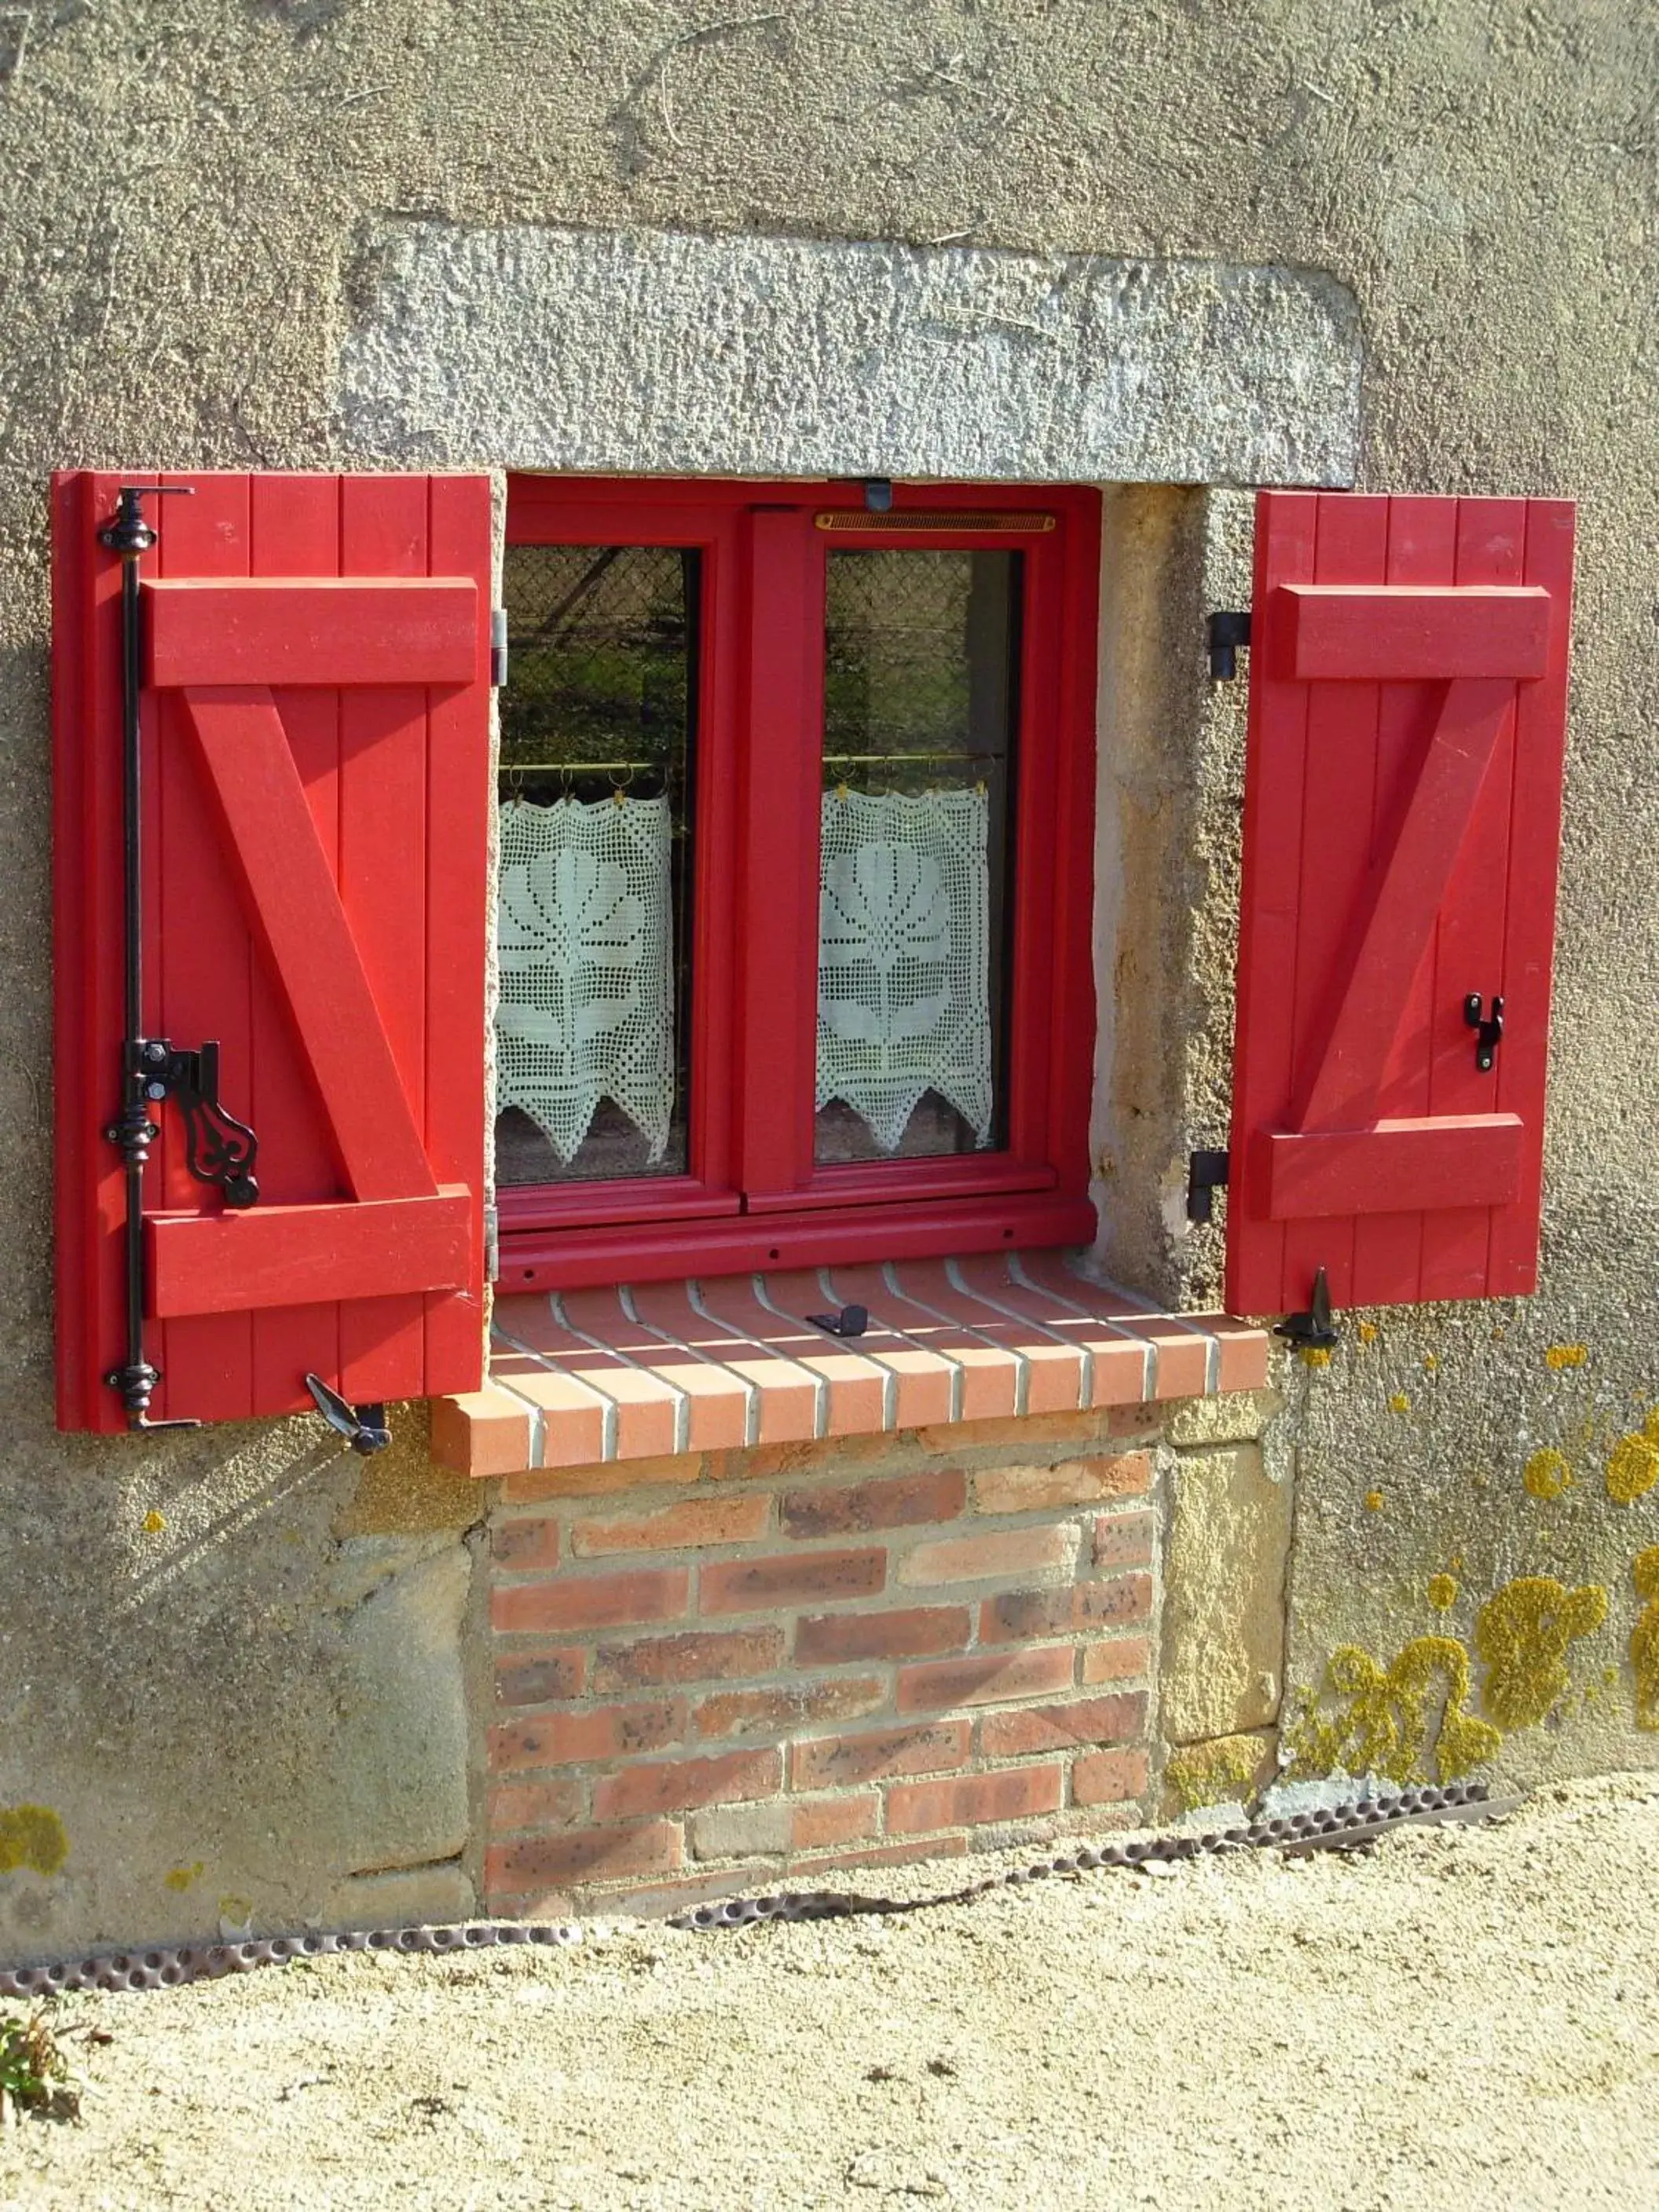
<box><xmin>501</xmin><ymin>760</ymin><xmax>666</xmax><ymax>775</ymax></box>
<box><xmin>822</xmin><ymin>751</ymin><xmax>1002</xmax><ymax>765</ymax></box>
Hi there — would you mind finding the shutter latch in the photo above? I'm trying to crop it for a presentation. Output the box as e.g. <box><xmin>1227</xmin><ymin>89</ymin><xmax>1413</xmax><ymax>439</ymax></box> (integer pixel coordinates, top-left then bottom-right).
<box><xmin>1464</xmin><ymin>993</ymin><xmax>1503</xmax><ymax>1073</ymax></box>
<box><xmin>113</xmin><ymin>1038</ymin><xmax>260</xmax><ymax>1209</ymax></box>
<box><xmin>1274</xmin><ymin>1265</ymin><xmax>1339</xmax><ymax>1353</ymax></box>
<box><xmin>1207</xmin><ymin>610</ymin><xmax>1251</xmax><ymax>680</ymax></box>
<box><xmin>305</xmin><ymin>1372</ymin><xmax>393</xmax><ymax>1456</ymax></box>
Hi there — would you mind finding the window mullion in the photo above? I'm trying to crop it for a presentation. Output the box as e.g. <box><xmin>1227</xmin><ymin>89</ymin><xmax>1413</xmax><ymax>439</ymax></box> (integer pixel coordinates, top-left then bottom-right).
<box><xmin>732</xmin><ymin>506</ymin><xmax>821</xmax><ymax>1203</ymax></box>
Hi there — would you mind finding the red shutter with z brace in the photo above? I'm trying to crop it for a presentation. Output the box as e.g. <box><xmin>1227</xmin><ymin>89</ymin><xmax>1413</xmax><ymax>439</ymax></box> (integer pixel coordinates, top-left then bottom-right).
<box><xmin>53</xmin><ymin>471</ymin><xmax>493</xmax><ymax>1431</ymax></box>
<box><xmin>1227</xmin><ymin>491</ymin><xmax>1574</xmax><ymax>1317</ymax></box>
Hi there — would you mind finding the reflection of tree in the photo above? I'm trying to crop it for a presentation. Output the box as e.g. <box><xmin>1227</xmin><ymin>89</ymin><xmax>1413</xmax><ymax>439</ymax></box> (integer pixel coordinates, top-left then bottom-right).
<box><xmin>501</xmin><ymin>545</ymin><xmax>690</xmax><ymax>774</ymax></box>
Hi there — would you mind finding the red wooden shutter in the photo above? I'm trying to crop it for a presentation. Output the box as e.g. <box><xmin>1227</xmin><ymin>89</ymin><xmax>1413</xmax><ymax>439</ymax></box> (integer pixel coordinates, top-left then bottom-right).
<box><xmin>1226</xmin><ymin>490</ymin><xmax>1574</xmax><ymax>1316</ymax></box>
<box><xmin>53</xmin><ymin>471</ymin><xmax>493</xmax><ymax>1431</ymax></box>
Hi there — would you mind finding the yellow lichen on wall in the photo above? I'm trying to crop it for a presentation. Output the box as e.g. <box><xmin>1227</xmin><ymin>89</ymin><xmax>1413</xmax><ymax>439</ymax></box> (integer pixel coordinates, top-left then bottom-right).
<box><xmin>1288</xmin><ymin>1636</ymin><xmax>1500</xmax><ymax>1785</ymax></box>
<box><xmin>1427</xmin><ymin>1574</ymin><xmax>1458</xmax><ymax>1610</ymax></box>
<box><xmin>1605</xmin><ymin>1414</ymin><xmax>1659</xmax><ymax>1505</ymax></box>
<box><xmin>1166</xmin><ymin>1736</ymin><xmax>1269</xmax><ymax>1812</ymax></box>
<box><xmin>1544</xmin><ymin>1345</ymin><xmax>1588</xmax><ymax>1371</ymax></box>
<box><xmin>1523</xmin><ymin>1448</ymin><xmax>1573</xmax><ymax>1500</ymax></box>
<box><xmin>1474</xmin><ymin>1576</ymin><xmax>1607</xmax><ymax>1730</ymax></box>
<box><xmin>0</xmin><ymin>1804</ymin><xmax>68</xmax><ymax>1877</ymax></box>
<box><xmin>1632</xmin><ymin>1547</ymin><xmax>1659</xmax><ymax>1732</ymax></box>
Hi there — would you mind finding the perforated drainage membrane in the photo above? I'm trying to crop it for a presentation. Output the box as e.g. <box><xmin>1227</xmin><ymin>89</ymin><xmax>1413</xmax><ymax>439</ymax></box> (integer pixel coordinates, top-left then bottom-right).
<box><xmin>0</xmin><ymin>1782</ymin><xmax>1502</xmax><ymax>1997</ymax></box>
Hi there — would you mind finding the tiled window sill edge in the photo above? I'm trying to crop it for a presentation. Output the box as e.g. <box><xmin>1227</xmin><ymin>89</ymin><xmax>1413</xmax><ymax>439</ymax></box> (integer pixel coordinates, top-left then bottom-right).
<box><xmin>430</xmin><ymin>1254</ymin><xmax>1271</xmax><ymax>1481</ymax></box>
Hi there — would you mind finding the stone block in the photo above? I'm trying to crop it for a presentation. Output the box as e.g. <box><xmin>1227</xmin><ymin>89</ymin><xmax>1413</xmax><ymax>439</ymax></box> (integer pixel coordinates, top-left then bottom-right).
<box><xmin>1163</xmin><ymin>1390</ymin><xmax>1284</xmax><ymax>1448</ymax></box>
<box><xmin>342</xmin><ymin>225</ymin><xmax>1360</xmax><ymax>489</ymax></box>
<box><xmin>328</xmin><ymin>1537</ymin><xmax>472</xmax><ymax>1875</ymax></box>
<box><xmin>318</xmin><ymin>1862</ymin><xmax>475</xmax><ymax>1931</ymax></box>
<box><xmin>688</xmin><ymin>1800</ymin><xmax>792</xmax><ymax>1861</ymax></box>
<box><xmin>1162</xmin><ymin>1444</ymin><xmax>1291</xmax><ymax>1743</ymax></box>
<box><xmin>1163</xmin><ymin>1730</ymin><xmax>1278</xmax><ymax>1816</ymax></box>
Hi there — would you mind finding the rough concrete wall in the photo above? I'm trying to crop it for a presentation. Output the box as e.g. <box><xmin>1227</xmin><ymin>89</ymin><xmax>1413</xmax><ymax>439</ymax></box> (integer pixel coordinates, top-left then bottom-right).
<box><xmin>0</xmin><ymin>0</ymin><xmax>1655</xmax><ymax>1946</ymax></box>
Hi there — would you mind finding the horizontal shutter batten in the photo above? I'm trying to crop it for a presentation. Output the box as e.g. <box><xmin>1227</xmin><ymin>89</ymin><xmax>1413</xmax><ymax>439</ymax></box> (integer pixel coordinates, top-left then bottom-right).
<box><xmin>1261</xmin><ymin>1115</ymin><xmax>1525</xmax><ymax>1221</ymax></box>
<box><xmin>145</xmin><ymin>577</ymin><xmax>481</xmax><ymax>687</ymax></box>
<box><xmin>147</xmin><ymin>1189</ymin><xmax>473</xmax><ymax>1317</ymax></box>
<box><xmin>1277</xmin><ymin>584</ymin><xmax>1551</xmax><ymax>680</ymax></box>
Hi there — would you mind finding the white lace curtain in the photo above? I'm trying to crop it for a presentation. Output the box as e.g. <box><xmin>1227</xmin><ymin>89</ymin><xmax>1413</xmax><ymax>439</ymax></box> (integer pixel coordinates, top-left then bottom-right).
<box><xmin>495</xmin><ymin>796</ymin><xmax>676</xmax><ymax>1164</ymax></box>
<box><xmin>817</xmin><ymin>787</ymin><xmax>994</xmax><ymax>1152</ymax></box>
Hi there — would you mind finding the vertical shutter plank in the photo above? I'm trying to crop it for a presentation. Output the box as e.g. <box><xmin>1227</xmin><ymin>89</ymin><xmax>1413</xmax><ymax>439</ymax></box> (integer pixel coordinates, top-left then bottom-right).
<box><xmin>1489</xmin><ymin>499</ymin><xmax>1575</xmax><ymax>1295</ymax></box>
<box><xmin>155</xmin><ymin>473</ymin><xmax>256</xmax><ymax>1422</ymax></box>
<box><xmin>1281</xmin><ymin>494</ymin><xmax>1391</xmax><ymax>1312</ymax></box>
<box><xmin>339</xmin><ymin>476</ymin><xmax>432</xmax><ymax>1400</ymax></box>
<box><xmin>1350</xmin><ymin>495</ymin><xmax>1457</xmax><ymax>1302</ymax></box>
<box><xmin>248</xmin><ymin>472</ymin><xmax>346</xmax><ymax>1410</ymax></box>
<box><xmin>1419</xmin><ymin>499</ymin><xmax>1527</xmax><ymax>1298</ymax></box>
<box><xmin>423</xmin><ymin>473</ymin><xmax>493</xmax><ymax>1392</ymax></box>
<box><xmin>1226</xmin><ymin>493</ymin><xmax>1318</xmax><ymax>1315</ymax></box>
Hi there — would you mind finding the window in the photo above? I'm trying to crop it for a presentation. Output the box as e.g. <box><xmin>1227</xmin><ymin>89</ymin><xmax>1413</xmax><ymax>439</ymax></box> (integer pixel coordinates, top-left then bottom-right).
<box><xmin>495</xmin><ymin>478</ymin><xmax>1101</xmax><ymax>1291</ymax></box>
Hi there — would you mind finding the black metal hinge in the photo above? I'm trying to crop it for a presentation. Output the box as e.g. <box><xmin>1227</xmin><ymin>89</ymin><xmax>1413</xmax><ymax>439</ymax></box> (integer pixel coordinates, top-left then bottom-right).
<box><xmin>1207</xmin><ymin>610</ymin><xmax>1251</xmax><ymax>680</ymax></box>
<box><xmin>1186</xmin><ymin>1148</ymin><xmax>1230</xmax><ymax>1225</ymax></box>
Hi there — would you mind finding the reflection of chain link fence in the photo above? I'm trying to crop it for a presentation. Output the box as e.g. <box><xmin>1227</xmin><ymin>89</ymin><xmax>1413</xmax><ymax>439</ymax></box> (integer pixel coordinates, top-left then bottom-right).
<box><xmin>501</xmin><ymin>545</ymin><xmax>693</xmax><ymax>801</ymax></box>
<box><xmin>825</xmin><ymin>549</ymin><xmax>1017</xmax><ymax>795</ymax></box>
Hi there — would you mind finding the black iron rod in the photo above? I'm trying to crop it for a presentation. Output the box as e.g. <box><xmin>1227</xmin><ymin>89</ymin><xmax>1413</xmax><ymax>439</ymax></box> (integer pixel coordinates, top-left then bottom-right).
<box><xmin>98</xmin><ymin>485</ymin><xmax>196</xmax><ymax>1431</ymax></box>
<box><xmin>119</xmin><ymin>541</ymin><xmax>147</xmax><ymax>1418</ymax></box>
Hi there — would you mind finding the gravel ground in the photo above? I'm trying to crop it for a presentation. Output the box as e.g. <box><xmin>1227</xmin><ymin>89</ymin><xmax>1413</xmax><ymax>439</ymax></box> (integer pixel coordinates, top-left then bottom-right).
<box><xmin>2</xmin><ymin>1775</ymin><xmax>1656</xmax><ymax>2211</ymax></box>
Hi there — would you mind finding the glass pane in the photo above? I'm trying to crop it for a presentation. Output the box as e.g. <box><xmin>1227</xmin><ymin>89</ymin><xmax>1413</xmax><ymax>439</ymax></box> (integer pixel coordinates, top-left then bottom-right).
<box><xmin>495</xmin><ymin>544</ymin><xmax>697</xmax><ymax>1185</ymax></box>
<box><xmin>816</xmin><ymin>549</ymin><xmax>1019</xmax><ymax>1163</ymax></box>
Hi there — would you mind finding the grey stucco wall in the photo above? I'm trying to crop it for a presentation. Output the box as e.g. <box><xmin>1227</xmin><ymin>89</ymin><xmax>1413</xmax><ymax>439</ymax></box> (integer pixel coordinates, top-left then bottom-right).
<box><xmin>1</xmin><ymin>0</ymin><xmax>1656</xmax><ymax>1954</ymax></box>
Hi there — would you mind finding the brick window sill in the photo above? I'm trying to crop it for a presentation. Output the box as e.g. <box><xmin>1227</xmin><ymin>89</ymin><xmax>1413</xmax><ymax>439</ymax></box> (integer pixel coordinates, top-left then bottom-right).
<box><xmin>430</xmin><ymin>1255</ymin><xmax>1270</xmax><ymax>1480</ymax></box>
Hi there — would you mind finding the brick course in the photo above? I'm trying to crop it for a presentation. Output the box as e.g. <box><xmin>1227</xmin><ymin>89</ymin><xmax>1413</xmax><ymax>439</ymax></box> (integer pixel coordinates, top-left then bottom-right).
<box><xmin>484</xmin><ymin>1412</ymin><xmax>1166</xmax><ymax>1915</ymax></box>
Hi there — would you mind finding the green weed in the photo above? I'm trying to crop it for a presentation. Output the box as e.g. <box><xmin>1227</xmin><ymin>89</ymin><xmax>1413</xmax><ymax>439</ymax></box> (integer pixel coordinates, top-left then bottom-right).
<box><xmin>0</xmin><ymin>2005</ymin><xmax>82</xmax><ymax>2126</ymax></box>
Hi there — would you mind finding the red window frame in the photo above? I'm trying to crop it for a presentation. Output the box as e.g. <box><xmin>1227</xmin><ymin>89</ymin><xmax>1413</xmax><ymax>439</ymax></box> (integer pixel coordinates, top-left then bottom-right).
<box><xmin>497</xmin><ymin>475</ymin><xmax>1101</xmax><ymax>1291</ymax></box>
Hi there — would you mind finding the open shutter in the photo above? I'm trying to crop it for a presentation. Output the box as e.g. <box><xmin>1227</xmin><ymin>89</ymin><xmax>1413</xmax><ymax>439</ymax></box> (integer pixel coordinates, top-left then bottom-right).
<box><xmin>1226</xmin><ymin>490</ymin><xmax>1574</xmax><ymax>1317</ymax></box>
<box><xmin>53</xmin><ymin>471</ymin><xmax>493</xmax><ymax>1431</ymax></box>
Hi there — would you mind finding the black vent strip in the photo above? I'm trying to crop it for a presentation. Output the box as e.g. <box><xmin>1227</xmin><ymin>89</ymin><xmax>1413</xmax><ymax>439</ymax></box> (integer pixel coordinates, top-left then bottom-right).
<box><xmin>0</xmin><ymin>1783</ymin><xmax>1511</xmax><ymax>1996</ymax></box>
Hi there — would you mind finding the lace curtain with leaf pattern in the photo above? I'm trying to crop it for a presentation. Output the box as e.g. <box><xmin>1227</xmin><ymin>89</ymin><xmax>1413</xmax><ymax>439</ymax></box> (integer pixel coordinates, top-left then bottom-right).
<box><xmin>816</xmin><ymin>786</ymin><xmax>994</xmax><ymax>1153</ymax></box>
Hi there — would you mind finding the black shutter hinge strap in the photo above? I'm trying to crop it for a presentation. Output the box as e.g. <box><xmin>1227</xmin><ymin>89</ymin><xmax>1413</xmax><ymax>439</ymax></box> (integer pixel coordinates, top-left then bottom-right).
<box><xmin>1207</xmin><ymin>610</ymin><xmax>1251</xmax><ymax>681</ymax></box>
<box><xmin>1186</xmin><ymin>1148</ymin><xmax>1230</xmax><ymax>1225</ymax></box>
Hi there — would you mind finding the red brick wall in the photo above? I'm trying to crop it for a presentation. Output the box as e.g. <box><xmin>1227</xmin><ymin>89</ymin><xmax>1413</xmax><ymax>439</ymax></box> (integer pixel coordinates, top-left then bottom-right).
<box><xmin>483</xmin><ymin>1406</ymin><xmax>1163</xmax><ymax>1915</ymax></box>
